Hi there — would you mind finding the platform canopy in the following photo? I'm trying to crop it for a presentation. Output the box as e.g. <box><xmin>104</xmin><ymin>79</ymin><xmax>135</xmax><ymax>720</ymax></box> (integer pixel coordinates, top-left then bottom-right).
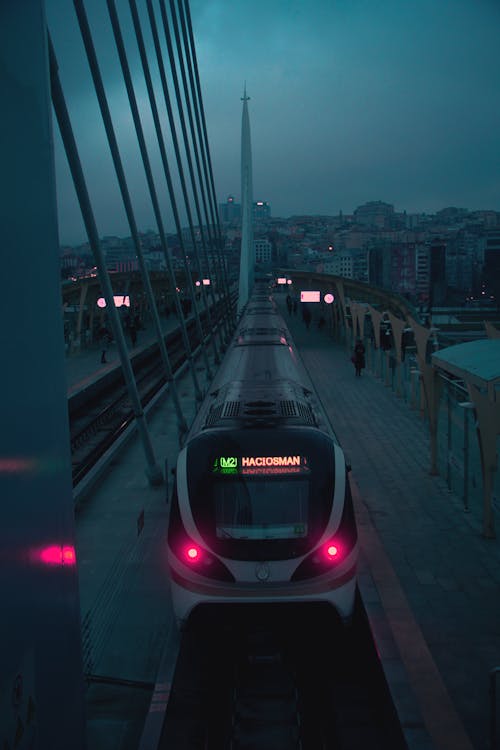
<box><xmin>432</xmin><ymin>339</ymin><xmax>500</xmax><ymax>396</ymax></box>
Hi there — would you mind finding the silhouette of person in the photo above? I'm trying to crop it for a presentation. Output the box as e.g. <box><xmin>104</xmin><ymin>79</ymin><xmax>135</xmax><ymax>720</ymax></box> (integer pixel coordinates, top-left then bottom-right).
<box><xmin>352</xmin><ymin>338</ymin><xmax>365</xmax><ymax>377</ymax></box>
<box><xmin>99</xmin><ymin>326</ymin><xmax>110</xmax><ymax>364</ymax></box>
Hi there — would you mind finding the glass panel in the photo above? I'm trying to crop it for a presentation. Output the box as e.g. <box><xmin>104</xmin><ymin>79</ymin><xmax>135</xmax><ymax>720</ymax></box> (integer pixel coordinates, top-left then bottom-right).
<box><xmin>215</xmin><ymin>479</ymin><xmax>308</xmax><ymax>540</ymax></box>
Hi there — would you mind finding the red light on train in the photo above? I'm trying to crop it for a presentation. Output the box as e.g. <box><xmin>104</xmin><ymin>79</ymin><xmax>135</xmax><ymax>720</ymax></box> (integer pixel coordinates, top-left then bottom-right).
<box><xmin>321</xmin><ymin>541</ymin><xmax>342</xmax><ymax>563</ymax></box>
<box><xmin>185</xmin><ymin>545</ymin><xmax>201</xmax><ymax>563</ymax></box>
<box><xmin>326</xmin><ymin>544</ymin><xmax>339</xmax><ymax>559</ymax></box>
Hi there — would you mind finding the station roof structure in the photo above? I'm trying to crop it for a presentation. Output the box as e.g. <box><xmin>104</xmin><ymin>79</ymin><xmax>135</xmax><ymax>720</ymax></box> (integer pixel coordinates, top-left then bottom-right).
<box><xmin>432</xmin><ymin>339</ymin><xmax>500</xmax><ymax>395</ymax></box>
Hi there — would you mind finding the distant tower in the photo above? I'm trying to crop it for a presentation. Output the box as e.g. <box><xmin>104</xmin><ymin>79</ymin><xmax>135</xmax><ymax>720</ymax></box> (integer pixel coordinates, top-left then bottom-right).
<box><xmin>238</xmin><ymin>84</ymin><xmax>254</xmax><ymax>314</ymax></box>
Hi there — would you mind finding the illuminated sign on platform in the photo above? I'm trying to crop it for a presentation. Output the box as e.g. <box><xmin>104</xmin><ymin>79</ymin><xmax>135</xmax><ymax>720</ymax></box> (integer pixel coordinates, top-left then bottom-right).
<box><xmin>300</xmin><ymin>291</ymin><xmax>321</xmax><ymax>303</ymax></box>
<box><xmin>277</xmin><ymin>278</ymin><xmax>287</xmax><ymax>285</ymax></box>
<box><xmin>202</xmin><ymin>279</ymin><xmax>211</xmax><ymax>286</ymax></box>
<box><xmin>97</xmin><ymin>295</ymin><xmax>130</xmax><ymax>308</ymax></box>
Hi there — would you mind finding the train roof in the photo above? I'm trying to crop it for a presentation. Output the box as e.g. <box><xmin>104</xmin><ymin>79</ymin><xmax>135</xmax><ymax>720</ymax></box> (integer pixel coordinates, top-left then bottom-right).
<box><xmin>204</xmin><ymin>378</ymin><xmax>317</xmax><ymax>429</ymax></box>
<box><xmin>186</xmin><ymin>289</ymin><xmax>338</xmax><ymax>442</ymax></box>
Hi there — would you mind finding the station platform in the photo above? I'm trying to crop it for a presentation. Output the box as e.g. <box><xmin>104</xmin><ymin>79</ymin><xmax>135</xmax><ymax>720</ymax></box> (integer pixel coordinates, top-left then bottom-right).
<box><xmin>65</xmin><ymin>313</ymin><xmax>182</xmax><ymax>395</ymax></box>
<box><xmin>69</xmin><ymin>302</ymin><xmax>500</xmax><ymax>750</ymax></box>
<box><xmin>279</xmin><ymin>299</ymin><xmax>500</xmax><ymax>750</ymax></box>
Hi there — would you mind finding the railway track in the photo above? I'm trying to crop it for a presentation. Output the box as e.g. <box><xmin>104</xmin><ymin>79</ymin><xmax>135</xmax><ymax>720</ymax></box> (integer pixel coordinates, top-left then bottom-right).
<box><xmin>69</xmin><ymin>298</ymin><xmax>235</xmax><ymax>489</ymax></box>
<box><xmin>160</xmin><ymin>599</ymin><xmax>407</xmax><ymax>749</ymax></box>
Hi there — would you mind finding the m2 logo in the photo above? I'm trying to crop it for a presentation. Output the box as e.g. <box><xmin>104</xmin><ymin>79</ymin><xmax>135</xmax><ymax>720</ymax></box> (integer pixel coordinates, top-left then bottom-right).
<box><xmin>220</xmin><ymin>456</ymin><xmax>237</xmax><ymax>469</ymax></box>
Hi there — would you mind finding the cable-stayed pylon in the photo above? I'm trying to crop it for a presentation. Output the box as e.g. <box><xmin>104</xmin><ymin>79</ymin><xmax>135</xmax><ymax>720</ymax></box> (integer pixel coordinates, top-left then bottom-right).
<box><xmin>238</xmin><ymin>85</ymin><xmax>254</xmax><ymax>314</ymax></box>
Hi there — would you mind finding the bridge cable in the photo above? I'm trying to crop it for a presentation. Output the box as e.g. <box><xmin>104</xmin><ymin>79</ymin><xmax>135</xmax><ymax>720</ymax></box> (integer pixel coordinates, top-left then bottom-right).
<box><xmin>48</xmin><ymin>30</ymin><xmax>163</xmax><ymax>485</ymax></box>
<box><xmin>127</xmin><ymin>0</ymin><xmax>213</xmax><ymax>383</ymax></box>
<box><xmin>106</xmin><ymin>0</ymin><xmax>204</xmax><ymax>401</ymax></box>
<box><xmin>178</xmin><ymin>0</ymin><xmax>234</xmax><ymax>328</ymax></box>
<box><xmin>158</xmin><ymin>0</ymin><xmax>231</xmax><ymax>344</ymax></box>
<box><xmin>180</xmin><ymin>0</ymin><xmax>234</xmax><ymax>322</ymax></box>
<box><xmin>176</xmin><ymin>0</ymin><xmax>234</xmax><ymax>330</ymax></box>
<box><xmin>160</xmin><ymin>0</ymin><xmax>228</xmax><ymax>348</ymax></box>
<box><xmin>145</xmin><ymin>0</ymin><xmax>222</xmax><ymax>365</ymax></box>
<box><xmin>72</xmin><ymin>0</ymin><xmax>188</xmax><ymax>437</ymax></box>
<box><xmin>167</xmin><ymin>0</ymin><xmax>233</xmax><ymax>336</ymax></box>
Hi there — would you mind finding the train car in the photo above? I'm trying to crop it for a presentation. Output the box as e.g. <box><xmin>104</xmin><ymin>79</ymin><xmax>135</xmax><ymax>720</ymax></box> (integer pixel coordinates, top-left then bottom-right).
<box><xmin>167</xmin><ymin>289</ymin><xmax>358</xmax><ymax>627</ymax></box>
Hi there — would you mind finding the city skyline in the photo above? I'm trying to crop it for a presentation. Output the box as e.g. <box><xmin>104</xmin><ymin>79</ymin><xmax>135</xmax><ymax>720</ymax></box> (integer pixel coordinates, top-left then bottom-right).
<box><xmin>46</xmin><ymin>0</ymin><xmax>500</xmax><ymax>245</ymax></box>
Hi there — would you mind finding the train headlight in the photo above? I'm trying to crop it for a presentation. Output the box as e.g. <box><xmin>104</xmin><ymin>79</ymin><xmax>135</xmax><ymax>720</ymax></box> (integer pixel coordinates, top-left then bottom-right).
<box><xmin>168</xmin><ymin>483</ymin><xmax>235</xmax><ymax>581</ymax></box>
<box><xmin>185</xmin><ymin>545</ymin><xmax>202</xmax><ymax>563</ymax></box>
<box><xmin>312</xmin><ymin>539</ymin><xmax>343</xmax><ymax>565</ymax></box>
<box><xmin>291</xmin><ymin>537</ymin><xmax>346</xmax><ymax>581</ymax></box>
<box><xmin>325</xmin><ymin>543</ymin><xmax>340</xmax><ymax>560</ymax></box>
<box><xmin>291</xmin><ymin>473</ymin><xmax>357</xmax><ymax>582</ymax></box>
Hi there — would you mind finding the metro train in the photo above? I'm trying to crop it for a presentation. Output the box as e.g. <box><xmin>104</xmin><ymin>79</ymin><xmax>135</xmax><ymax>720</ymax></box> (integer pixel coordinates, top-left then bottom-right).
<box><xmin>167</xmin><ymin>287</ymin><xmax>358</xmax><ymax>627</ymax></box>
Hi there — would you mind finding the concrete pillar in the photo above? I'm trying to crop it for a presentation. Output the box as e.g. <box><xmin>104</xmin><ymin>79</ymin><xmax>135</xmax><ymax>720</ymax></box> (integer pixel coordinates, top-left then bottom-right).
<box><xmin>408</xmin><ymin>317</ymin><xmax>441</xmax><ymax>474</ymax></box>
<box><xmin>387</xmin><ymin>312</ymin><xmax>406</xmax><ymax>396</ymax></box>
<box><xmin>467</xmin><ymin>384</ymin><xmax>500</xmax><ymax>538</ymax></box>
<box><xmin>367</xmin><ymin>305</ymin><xmax>383</xmax><ymax>378</ymax></box>
<box><xmin>0</xmin><ymin>3</ymin><xmax>86</xmax><ymax>747</ymax></box>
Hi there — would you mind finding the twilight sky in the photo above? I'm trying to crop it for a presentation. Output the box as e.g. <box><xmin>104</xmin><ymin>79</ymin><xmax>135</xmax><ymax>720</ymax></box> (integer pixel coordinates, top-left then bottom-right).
<box><xmin>46</xmin><ymin>0</ymin><xmax>500</xmax><ymax>245</ymax></box>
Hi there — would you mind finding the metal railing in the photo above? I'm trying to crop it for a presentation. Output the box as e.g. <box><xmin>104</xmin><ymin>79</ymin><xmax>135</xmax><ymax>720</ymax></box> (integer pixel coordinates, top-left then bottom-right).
<box><xmin>331</xmin><ymin>307</ymin><xmax>500</xmax><ymax>533</ymax></box>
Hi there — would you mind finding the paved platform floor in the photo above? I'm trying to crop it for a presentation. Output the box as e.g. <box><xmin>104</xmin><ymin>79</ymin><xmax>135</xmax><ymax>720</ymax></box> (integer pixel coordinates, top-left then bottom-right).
<box><xmin>278</xmin><ymin>298</ymin><xmax>500</xmax><ymax>750</ymax></box>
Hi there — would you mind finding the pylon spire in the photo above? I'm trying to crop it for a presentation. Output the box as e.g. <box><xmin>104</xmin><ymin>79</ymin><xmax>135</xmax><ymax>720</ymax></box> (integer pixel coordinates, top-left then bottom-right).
<box><xmin>238</xmin><ymin>85</ymin><xmax>254</xmax><ymax>314</ymax></box>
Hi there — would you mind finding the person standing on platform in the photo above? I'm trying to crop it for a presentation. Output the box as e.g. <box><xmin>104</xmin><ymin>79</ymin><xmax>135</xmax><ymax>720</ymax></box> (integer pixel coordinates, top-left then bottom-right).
<box><xmin>302</xmin><ymin>304</ymin><xmax>312</xmax><ymax>329</ymax></box>
<box><xmin>99</xmin><ymin>325</ymin><xmax>110</xmax><ymax>364</ymax></box>
<box><xmin>352</xmin><ymin>338</ymin><xmax>365</xmax><ymax>377</ymax></box>
<box><xmin>128</xmin><ymin>319</ymin><xmax>137</xmax><ymax>347</ymax></box>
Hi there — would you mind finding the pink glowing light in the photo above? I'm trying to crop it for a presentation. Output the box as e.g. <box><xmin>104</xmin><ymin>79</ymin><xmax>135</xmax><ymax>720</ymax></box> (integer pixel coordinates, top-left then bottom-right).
<box><xmin>40</xmin><ymin>545</ymin><xmax>77</xmax><ymax>566</ymax></box>
<box><xmin>62</xmin><ymin>546</ymin><xmax>76</xmax><ymax>565</ymax></box>
<box><xmin>326</xmin><ymin>544</ymin><xmax>338</xmax><ymax>559</ymax></box>
<box><xmin>185</xmin><ymin>546</ymin><xmax>201</xmax><ymax>562</ymax></box>
<box><xmin>97</xmin><ymin>296</ymin><xmax>130</xmax><ymax>309</ymax></box>
<box><xmin>0</xmin><ymin>457</ymin><xmax>38</xmax><ymax>474</ymax></box>
<box><xmin>324</xmin><ymin>293</ymin><xmax>335</xmax><ymax>304</ymax></box>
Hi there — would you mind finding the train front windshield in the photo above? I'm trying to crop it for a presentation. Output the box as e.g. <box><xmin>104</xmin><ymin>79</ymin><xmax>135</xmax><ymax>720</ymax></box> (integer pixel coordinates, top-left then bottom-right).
<box><xmin>186</xmin><ymin>429</ymin><xmax>337</xmax><ymax>560</ymax></box>
<box><xmin>215</xmin><ymin>478</ymin><xmax>309</xmax><ymax>540</ymax></box>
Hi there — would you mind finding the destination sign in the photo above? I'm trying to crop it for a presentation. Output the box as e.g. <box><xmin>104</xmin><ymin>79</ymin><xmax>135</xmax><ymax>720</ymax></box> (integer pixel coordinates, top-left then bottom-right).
<box><xmin>213</xmin><ymin>455</ymin><xmax>309</xmax><ymax>475</ymax></box>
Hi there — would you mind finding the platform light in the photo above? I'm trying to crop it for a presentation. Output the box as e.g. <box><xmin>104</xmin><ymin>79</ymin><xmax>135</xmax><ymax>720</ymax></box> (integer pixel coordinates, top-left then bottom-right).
<box><xmin>97</xmin><ymin>295</ymin><xmax>130</xmax><ymax>308</ymax></box>
<box><xmin>300</xmin><ymin>291</ymin><xmax>320</xmax><ymax>303</ymax></box>
<box><xmin>324</xmin><ymin>293</ymin><xmax>335</xmax><ymax>304</ymax></box>
<box><xmin>39</xmin><ymin>544</ymin><xmax>77</xmax><ymax>566</ymax></box>
<box><xmin>202</xmin><ymin>278</ymin><xmax>211</xmax><ymax>286</ymax></box>
<box><xmin>195</xmin><ymin>280</ymin><xmax>201</xmax><ymax>287</ymax></box>
<box><xmin>287</xmin><ymin>279</ymin><xmax>292</xmax><ymax>285</ymax></box>
<box><xmin>277</xmin><ymin>277</ymin><xmax>287</xmax><ymax>285</ymax></box>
